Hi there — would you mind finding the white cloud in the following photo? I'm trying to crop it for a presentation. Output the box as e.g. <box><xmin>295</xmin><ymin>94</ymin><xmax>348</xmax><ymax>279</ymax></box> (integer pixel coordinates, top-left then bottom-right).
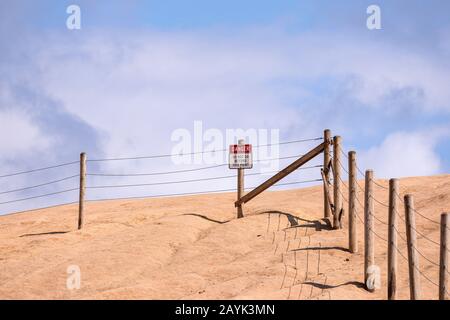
<box><xmin>26</xmin><ymin>29</ymin><xmax>449</xmax><ymax>162</ymax></box>
<box><xmin>0</xmin><ymin>109</ymin><xmax>52</xmax><ymax>157</ymax></box>
<box><xmin>359</xmin><ymin>130</ymin><xmax>447</xmax><ymax>179</ymax></box>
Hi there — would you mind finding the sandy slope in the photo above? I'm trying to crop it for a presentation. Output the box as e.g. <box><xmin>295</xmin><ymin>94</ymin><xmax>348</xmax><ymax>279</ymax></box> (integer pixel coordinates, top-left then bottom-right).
<box><xmin>0</xmin><ymin>174</ymin><xmax>449</xmax><ymax>300</ymax></box>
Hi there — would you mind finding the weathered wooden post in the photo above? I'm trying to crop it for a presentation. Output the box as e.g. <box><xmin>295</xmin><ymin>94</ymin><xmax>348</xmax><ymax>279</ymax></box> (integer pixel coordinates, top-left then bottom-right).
<box><xmin>348</xmin><ymin>151</ymin><xmax>357</xmax><ymax>253</ymax></box>
<box><xmin>323</xmin><ymin>129</ymin><xmax>332</xmax><ymax>220</ymax></box>
<box><xmin>440</xmin><ymin>212</ymin><xmax>449</xmax><ymax>300</ymax></box>
<box><xmin>321</xmin><ymin>169</ymin><xmax>334</xmax><ymax>218</ymax></box>
<box><xmin>333</xmin><ymin>136</ymin><xmax>342</xmax><ymax>229</ymax></box>
<box><xmin>78</xmin><ymin>152</ymin><xmax>86</xmax><ymax>230</ymax></box>
<box><xmin>364</xmin><ymin>170</ymin><xmax>375</xmax><ymax>290</ymax></box>
<box><xmin>237</xmin><ymin>139</ymin><xmax>245</xmax><ymax>219</ymax></box>
<box><xmin>404</xmin><ymin>194</ymin><xmax>421</xmax><ymax>300</ymax></box>
<box><xmin>388</xmin><ymin>178</ymin><xmax>399</xmax><ymax>300</ymax></box>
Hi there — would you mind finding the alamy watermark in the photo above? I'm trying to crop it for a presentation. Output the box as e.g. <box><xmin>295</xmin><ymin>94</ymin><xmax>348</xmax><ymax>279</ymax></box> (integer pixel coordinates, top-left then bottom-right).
<box><xmin>367</xmin><ymin>4</ymin><xmax>382</xmax><ymax>30</ymax></box>
<box><xmin>66</xmin><ymin>265</ymin><xmax>81</xmax><ymax>290</ymax></box>
<box><xmin>66</xmin><ymin>5</ymin><xmax>81</xmax><ymax>30</ymax></box>
<box><xmin>171</xmin><ymin>121</ymin><xmax>281</xmax><ymax>173</ymax></box>
<box><xmin>65</xmin><ymin>4</ymin><xmax>380</xmax><ymax>31</ymax></box>
<box><xmin>366</xmin><ymin>265</ymin><xmax>381</xmax><ymax>291</ymax></box>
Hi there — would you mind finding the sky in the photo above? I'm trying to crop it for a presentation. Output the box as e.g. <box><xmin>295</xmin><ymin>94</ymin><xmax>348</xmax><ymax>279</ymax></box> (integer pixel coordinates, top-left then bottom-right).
<box><xmin>0</xmin><ymin>0</ymin><xmax>449</xmax><ymax>215</ymax></box>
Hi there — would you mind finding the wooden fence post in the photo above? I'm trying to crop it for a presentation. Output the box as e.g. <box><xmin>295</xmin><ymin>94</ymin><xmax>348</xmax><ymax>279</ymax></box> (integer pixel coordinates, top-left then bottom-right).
<box><xmin>333</xmin><ymin>136</ymin><xmax>342</xmax><ymax>229</ymax></box>
<box><xmin>237</xmin><ymin>139</ymin><xmax>245</xmax><ymax>219</ymax></box>
<box><xmin>348</xmin><ymin>151</ymin><xmax>357</xmax><ymax>253</ymax></box>
<box><xmin>78</xmin><ymin>152</ymin><xmax>86</xmax><ymax>230</ymax></box>
<box><xmin>440</xmin><ymin>212</ymin><xmax>449</xmax><ymax>300</ymax></box>
<box><xmin>364</xmin><ymin>169</ymin><xmax>375</xmax><ymax>290</ymax></box>
<box><xmin>404</xmin><ymin>194</ymin><xmax>421</xmax><ymax>300</ymax></box>
<box><xmin>323</xmin><ymin>129</ymin><xmax>332</xmax><ymax>220</ymax></box>
<box><xmin>388</xmin><ymin>178</ymin><xmax>399</xmax><ymax>300</ymax></box>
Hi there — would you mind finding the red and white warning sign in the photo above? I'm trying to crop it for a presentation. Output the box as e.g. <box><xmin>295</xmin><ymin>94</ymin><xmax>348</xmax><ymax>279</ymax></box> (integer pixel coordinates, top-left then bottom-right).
<box><xmin>229</xmin><ymin>144</ymin><xmax>253</xmax><ymax>169</ymax></box>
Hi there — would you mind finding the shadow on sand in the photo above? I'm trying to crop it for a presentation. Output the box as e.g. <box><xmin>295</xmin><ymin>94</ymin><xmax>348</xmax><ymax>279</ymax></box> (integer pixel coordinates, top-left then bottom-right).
<box><xmin>256</xmin><ymin>209</ymin><xmax>332</xmax><ymax>232</ymax></box>
<box><xmin>291</xmin><ymin>246</ymin><xmax>349</xmax><ymax>253</ymax></box>
<box><xmin>20</xmin><ymin>231</ymin><xmax>70</xmax><ymax>237</ymax></box>
<box><xmin>179</xmin><ymin>213</ymin><xmax>230</xmax><ymax>224</ymax></box>
<box><xmin>302</xmin><ymin>280</ymin><xmax>365</xmax><ymax>290</ymax></box>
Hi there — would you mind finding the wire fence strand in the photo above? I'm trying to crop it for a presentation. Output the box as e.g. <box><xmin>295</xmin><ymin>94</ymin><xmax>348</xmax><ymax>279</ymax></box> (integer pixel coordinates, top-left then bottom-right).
<box><xmin>396</xmin><ymin>211</ymin><xmax>441</xmax><ymax>247</ymax></box>
<box><xmin>0</xmin><ymin>188</ymin><xmax>78</xmax><ymax>205</ymax></box>
<box><xmin>0</xmin><ymin>175</ymin><xmax>79</xmax><ymax>195</ymax></box>
<box><xmin>394</xmin><ymin>191</ymin><xmax>441</xmax><ymax>225</ymax></box>
<box><xmin>0</xmin><ymin>201</ymin><xmax>78</xmax><ymax>217</ymax></box>
<box><xmin>87</xmin><ymin>137</ymin><xmax>323</xmax><ymax>162</ymax></box>
<box><xmin>87</xmin><ymin>165</ymin><xmax>322</xmax><ymax>190</ymax></box>
<box><xmin>0</xmin><ymin>161</ymin><xmax>78</xmax><ymax>179</ymax></box>
<box><xmin>86</xmin><ymin>178</ymin><xmax>323</xmax><ymax>202</ymax></box>
<box><xmin>88</xmin><ymin>163</ymin><xmax>227</xmax><ymax>177</ymax></box>
<box><xmin>87</xmin><ymin>154</ymin><xmax>320</xmax><ymax>177</ymax></box>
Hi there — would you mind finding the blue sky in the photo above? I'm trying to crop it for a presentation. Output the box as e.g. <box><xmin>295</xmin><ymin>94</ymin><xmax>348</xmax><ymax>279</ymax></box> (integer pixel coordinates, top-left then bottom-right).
<box><xmin>0</xmin><ymin>1</ymin><xmax>449</xmax><ymax>214</ymax></box>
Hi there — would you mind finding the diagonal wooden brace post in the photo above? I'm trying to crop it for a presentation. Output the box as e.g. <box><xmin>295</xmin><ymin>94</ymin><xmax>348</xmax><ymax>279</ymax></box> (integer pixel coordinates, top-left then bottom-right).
<box><xmin>235</xmin><ymin>142</ymin><xmax>325</xmax><ymax>207</ymax></box>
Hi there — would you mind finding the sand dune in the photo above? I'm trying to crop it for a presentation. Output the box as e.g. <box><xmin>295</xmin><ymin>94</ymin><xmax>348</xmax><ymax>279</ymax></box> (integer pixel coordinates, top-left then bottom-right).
<box><xmin>0</xmin><ymin>174</ymin><xmax>449</xmax><ymax>300</ymax></box>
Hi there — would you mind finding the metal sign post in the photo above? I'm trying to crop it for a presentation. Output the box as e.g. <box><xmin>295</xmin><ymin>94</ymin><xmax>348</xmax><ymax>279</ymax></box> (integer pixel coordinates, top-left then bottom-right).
<box><xmin>230</xmin><ymin>139</ymin><xmax>253</xmax><ymax>218</ymax></box>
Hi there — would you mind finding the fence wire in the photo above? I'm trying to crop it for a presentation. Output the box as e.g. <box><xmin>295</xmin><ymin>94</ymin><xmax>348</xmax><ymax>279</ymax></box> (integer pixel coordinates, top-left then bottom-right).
<box><xmin>0</xmin><ymin>136</ymin><xmax>325</xmax><ymax>216</ymax></box>
<box><xmin>86</xmin><ymin>178</ymin><xmax>323</xmax><ymax>203</ymax></box>
<box><xmin>87</xmin><ymin>155</ymin><xmax>320</xmax><ymax>177</ymax></box>
<box><xmin>0</xmin><ymin>161</ymin><xmax>78</xmax><ymax>179</ymax></box>
<box><xmin>0</xmin><ymin>188</ymin><xmax>78</xmax><ymax>205</ymax></box>
<box><xmin>87</xmin><ymin>165</ymin><xmax>322</xmax><ymax>190</ymax></box>
<box><xmin>0</xmin><ymin>175</ymin><xmax>79</xmax><ymax>195</ymax></box>
<box><xmin>87</xmin><ymin>137</ymin><xmax>323</xmax><ymax>162</ymax></box>
<box><xmin>0</xmin><ymin>201</ymin><xmax>78</xmax><ymax>217</ymax></box>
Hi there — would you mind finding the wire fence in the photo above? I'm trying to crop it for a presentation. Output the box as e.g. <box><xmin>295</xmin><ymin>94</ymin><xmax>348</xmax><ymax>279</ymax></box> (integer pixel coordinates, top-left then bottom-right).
<box><xmin>336</xmin><ymin>148</ymin><xmax>449</xmax><ymax>296</ymax></box>
<box><xmin>86</xmin><ymin>137</ymin><xmax>323</xmax><ymax>162</ymax></box>
<box><xmin>0</xmin><ymin>161</ymin><xmax>79</xmax><ymax>179</ymax></box>
<box><xmin>86</xmin><ymin>154</ymin><xmax>313</xmax><ymax>177</ymax></box>
<box><xmin>1</xmin><ymin>134</ymin><xmax>447</xmax><ymax>298</ymax></box>
<box><xmin>86</xmin><ymin>178</ymin><xmax>323</xmax><ymax>203</ymax></box>
<box><xmin>0</xmin><ymin>136</ymin><xmax>324</xmax><ymax>216</ymax></box>
<box><xmin>0</xmin><ymin>175</ymin><xmax>80</xmax><ymax>195</ymax></box>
